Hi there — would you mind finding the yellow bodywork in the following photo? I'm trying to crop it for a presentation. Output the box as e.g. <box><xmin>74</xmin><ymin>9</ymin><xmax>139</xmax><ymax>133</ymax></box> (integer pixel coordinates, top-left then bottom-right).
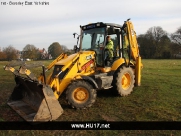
<box><xmin>39</xmin><ymin>51</ymin><xmax>97</xmax><ymax>99</ymax></box>
<box><xmin>4</xmin><ymin>19</ymin><xmax>143</xmax><ymax>122</ymax></box>
<box><xmin>37</xmin><ymin>20</ymin><xmax>143</xmax><ymax>99</ymax></box>
<box><xmin>125</xmin><ymin>20</ymin><xmax>143</xmax><ymax>86</ymax></box>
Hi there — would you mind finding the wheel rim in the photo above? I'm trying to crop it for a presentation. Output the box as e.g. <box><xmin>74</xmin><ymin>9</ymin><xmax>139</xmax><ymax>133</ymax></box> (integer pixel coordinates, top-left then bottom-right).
<box><xmin>72</xmin><ymin>87</ymin><xmax>89</xmax><ymax>103</ymax></box>
<box><xmin>121</xmin><ymin>72</ymin><xmax>131</xmax><ymax>90</ymax></box>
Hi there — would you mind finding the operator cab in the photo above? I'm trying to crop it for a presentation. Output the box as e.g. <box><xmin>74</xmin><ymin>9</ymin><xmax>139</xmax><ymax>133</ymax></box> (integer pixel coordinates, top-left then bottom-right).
<box><xmin>79</xmin><ymin>22</ymin><xmax>122</xmax><ymax>67</ymax></box>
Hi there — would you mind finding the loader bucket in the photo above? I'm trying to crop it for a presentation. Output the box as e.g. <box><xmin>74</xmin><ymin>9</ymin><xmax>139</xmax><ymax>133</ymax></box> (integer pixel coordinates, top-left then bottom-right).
<box><xmin>7</xmin><ymin>76</ymin><xmax>63</xmax><ymax>122</ymax></box>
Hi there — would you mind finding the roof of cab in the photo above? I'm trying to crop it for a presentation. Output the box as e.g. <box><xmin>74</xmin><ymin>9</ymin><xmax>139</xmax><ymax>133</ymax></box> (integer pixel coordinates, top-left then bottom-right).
<box><xmin>81</xmin><ymin>22</ymin><xmax>122</xmax><ymax>29</ymax></box>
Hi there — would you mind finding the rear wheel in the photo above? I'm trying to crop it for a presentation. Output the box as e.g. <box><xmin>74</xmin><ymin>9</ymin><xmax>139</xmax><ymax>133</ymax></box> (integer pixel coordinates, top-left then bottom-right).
<box><xmin>66</xmin><ymin>80</ymin><xmax>97</xmax><ymax>109</ymax></box>
<box><xmin>113</xmin><ymin>66</ymin><xmax>135</xmax><ymax>96</ymax></box>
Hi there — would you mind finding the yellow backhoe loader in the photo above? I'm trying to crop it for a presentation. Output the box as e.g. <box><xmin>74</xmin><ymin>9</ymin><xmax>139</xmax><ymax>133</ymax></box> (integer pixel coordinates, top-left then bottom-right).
<box><xmin>4</xmin><ymin>19</ymin><xmax>143</xmax><ymax>122</ymax></box>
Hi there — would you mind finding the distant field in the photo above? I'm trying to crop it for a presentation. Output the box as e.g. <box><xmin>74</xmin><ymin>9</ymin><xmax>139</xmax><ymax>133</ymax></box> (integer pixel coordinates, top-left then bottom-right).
<box><xmin>0</xmin><ymin>59</ymin><xmax>181</xmax><ymax>135</ymax></box>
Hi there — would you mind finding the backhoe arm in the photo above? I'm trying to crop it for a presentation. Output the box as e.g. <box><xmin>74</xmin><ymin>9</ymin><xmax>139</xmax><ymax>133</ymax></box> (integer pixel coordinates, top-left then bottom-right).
<box><xmin>125</xmin><ymin>20</ymin><xmax>140</xmax><ymax>61</ymax></box>
<box><xmin>124</xmin><ymin>20</ymin><xmax>142</xmax><ymax>86</ymax></box>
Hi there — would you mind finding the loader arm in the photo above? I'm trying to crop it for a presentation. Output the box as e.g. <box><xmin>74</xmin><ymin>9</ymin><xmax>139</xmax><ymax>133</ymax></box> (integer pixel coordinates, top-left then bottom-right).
<box><xmin>37</xmin><ymin>53</ymin><xmax>68</xmax><ymax>84</ymax></box>
<box><xmin>46</xmin><ymin>53</ymin><xmax>67</xmax><ymax>71</ymax></box>
<box><xmin>49</xmin><ymin>54</ymin><xmax>80</xmax><ymax>99</ymax></box>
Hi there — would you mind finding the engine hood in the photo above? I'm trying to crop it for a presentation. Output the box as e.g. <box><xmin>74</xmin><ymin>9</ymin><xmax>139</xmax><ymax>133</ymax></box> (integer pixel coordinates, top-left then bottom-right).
<box><xmin>55</xmin><ymin>51</ymin><xmax>95</xmax><ymax>66</ymax></box>
<box><xmin>55</xmin><ymin>53</ymin><xmax>78</xmax><ymax>66</ymax></box>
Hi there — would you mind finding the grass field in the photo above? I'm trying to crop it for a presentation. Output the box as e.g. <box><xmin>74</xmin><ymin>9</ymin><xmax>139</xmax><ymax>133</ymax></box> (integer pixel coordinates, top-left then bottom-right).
<box><xmin>0</xmin><ymin>59</ymin><xmax>181</xmax><ymax>135</ymax></box>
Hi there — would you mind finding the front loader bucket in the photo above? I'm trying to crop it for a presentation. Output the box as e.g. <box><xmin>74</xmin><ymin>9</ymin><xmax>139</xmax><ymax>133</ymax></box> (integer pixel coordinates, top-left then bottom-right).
<box><xmin>7</xmin><ymin>76</ymin><xmax>63</xmax><ymax>122</ymax></box>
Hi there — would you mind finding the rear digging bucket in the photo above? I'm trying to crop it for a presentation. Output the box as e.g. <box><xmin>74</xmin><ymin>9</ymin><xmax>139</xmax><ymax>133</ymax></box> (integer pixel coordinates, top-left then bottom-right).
<box><xmin>7</xmin><ymin>76</ymin><xmax>63</xmax><ymax>122</ymax></box>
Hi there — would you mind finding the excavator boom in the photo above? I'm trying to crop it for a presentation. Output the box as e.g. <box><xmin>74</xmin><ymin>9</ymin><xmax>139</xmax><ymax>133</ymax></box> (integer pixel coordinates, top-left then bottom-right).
<box><xmin>123</xmin><ymin>20</ymin><xmax>142</xmax><ymax>86</ymax></box>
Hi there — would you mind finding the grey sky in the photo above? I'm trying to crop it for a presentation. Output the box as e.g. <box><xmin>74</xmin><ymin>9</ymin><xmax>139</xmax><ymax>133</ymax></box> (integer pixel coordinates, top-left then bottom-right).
<box><xmin>0</xmin><ymin>0</ymin><xmax>181</xmax><ymax>51</ymax></box>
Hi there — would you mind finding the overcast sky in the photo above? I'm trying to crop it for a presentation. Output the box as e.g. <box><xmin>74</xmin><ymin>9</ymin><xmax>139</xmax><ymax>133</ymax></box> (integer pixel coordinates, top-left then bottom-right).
<box><xmin>0</xmin><ymin>0</ymin><xmax>181</xmax><ymax>51</ymax></box>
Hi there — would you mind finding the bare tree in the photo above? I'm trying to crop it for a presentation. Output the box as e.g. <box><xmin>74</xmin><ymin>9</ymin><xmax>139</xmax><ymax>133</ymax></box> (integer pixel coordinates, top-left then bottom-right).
<box><xmin>0</xmin><ymin>51</ymin><xmax>7</xmax><ymax>60</ymax></box>
<box><xmin>145</xmin><ymin>26</ymin><xmax>169</xmax><ymax>58</ymax></box>
<box><xmin>3</xmin><ymin>45</ymin><xmax>18</xmax><ymax>60</ymax></box>
<box><xmin>146</xmin><ymin>26</ymin><xmax>167</xmax><ymax>42</ymax></box>
<box><xmin>171</xmin><ymin>27</ymin><xmax>181</xmax><ymax>45</ymax></box>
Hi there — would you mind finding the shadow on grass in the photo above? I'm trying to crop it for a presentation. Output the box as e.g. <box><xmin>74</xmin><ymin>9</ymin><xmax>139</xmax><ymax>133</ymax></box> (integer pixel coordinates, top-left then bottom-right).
<box><xmin>96</xmin><ymin>88</ymin><xmax>118</xmax><ymax>98</ymax></box>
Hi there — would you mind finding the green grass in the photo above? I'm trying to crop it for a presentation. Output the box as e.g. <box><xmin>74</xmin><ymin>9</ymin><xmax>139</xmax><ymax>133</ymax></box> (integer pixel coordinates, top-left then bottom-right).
<box><xmin>0</xmin><ymin>59</ymin><xmax>181</xmax><ymax>135</ymax></box>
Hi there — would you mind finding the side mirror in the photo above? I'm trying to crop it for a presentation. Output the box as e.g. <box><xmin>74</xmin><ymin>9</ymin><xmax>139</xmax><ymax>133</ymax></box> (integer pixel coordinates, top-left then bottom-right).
<box><xmin>73</xmin><ymin>33</ymin><xmax>76</xmax><ymax>38</ymax></box>
<box><xmin>73</xmin><ymin>33</ymin><xmax>80</xmax><ymax>52</ymax></box>
<box><xmin>73</xmin><ymin>33</ymin><xmax>79</xmax><ymax>38</ymax></box>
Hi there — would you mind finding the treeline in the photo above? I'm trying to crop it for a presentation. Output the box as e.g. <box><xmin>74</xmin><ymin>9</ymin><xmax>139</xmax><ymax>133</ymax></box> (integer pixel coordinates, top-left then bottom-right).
<box><xmin>0</xmin><ymin>25</ymin><xmax>181</xmax><ymax>61</ymax></box>
<box><xmin>0</xmin><ymin>42</ymin><xmax>73</xmax><ymax>61</ymax></box>
<box><xmin>137</xmin><ymin>26</ymin><xmax>181</xmax><ymax>59</ymax></box>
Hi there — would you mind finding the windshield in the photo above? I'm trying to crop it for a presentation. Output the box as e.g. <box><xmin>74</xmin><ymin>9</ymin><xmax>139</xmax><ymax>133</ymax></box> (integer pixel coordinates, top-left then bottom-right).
<box><xmin>81</xmin><ymin>27</ymin><xmax>105</xmax><ymax>50</ymax></box>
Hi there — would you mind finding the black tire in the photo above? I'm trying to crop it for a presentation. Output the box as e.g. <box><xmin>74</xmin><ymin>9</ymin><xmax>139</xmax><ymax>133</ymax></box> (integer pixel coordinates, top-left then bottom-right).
<box><xmin>113</xmin><ymin>66</ymin><xmax>135</xmax><ymax>96</ymax></box>
<box><xmin>66</xmin><ymin>80</ymin><xmax>97</xmax><ymax>109</ymax></box>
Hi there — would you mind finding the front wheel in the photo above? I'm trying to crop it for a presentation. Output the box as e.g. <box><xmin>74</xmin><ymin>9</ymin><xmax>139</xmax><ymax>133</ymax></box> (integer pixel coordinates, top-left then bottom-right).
<box><xmin>66</xmin><ymin>80</ymin><xmax>97</xmax><ymax>109</ymax></box>
<box><xmin>113</xmin><ymin>66</ymin><xmax>135</xmax><ymax>96</ymax></box>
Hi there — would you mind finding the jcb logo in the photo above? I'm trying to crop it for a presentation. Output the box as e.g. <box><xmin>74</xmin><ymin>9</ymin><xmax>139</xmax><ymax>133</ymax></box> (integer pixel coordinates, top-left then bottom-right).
<box><xmin>86</xmin><ymin>55</ymin><xmax>92</xmax><ymax>60</ymax></box>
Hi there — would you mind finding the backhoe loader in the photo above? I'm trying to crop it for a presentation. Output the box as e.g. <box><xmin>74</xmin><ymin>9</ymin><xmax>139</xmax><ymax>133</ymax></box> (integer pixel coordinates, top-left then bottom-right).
<box><xmin>4</xmin><ymin>19</ymin><xmax>142</xmax><ymax>122</ymax></box>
